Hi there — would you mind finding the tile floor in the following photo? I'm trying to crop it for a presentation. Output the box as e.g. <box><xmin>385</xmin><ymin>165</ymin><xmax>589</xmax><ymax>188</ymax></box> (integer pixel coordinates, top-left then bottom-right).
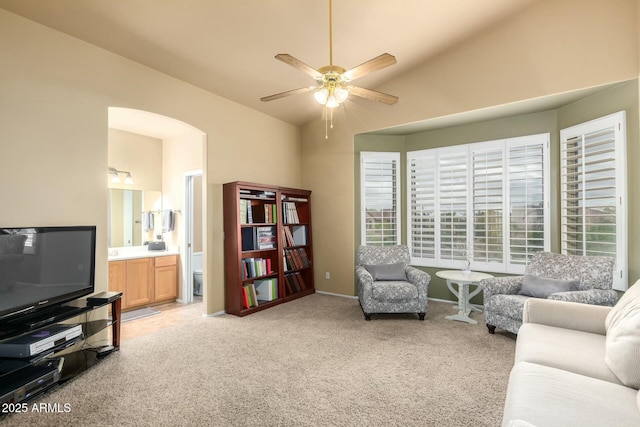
<box><xmin>119</xmin><ymin>297</ymin><xmax>204</xmax><ymax>341</ymax></box>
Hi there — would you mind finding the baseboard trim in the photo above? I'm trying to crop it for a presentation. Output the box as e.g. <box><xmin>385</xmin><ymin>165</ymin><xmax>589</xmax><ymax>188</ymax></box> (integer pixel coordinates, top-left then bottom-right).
<box><xmin>428</xmin><ymin>297</ymin><xmax>456</xmax><ymax>304</ymax></box>
<box><xmin>202</xmin><ymin>310</ymin><xmax>226</xmax><ymax>318</ymax></box>
<box><xmin>315</xmin><ymin>290</ymin><xmax>358</xmax><ymax>299</ymax></box>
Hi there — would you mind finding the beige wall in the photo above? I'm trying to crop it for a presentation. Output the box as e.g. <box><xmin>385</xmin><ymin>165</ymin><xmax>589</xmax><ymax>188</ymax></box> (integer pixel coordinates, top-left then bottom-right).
<box><xmin>0</xmin><ymin>9</ymin><xmax>301</xmax><ymax>315</ymax></box>
<box><xmin>162</xmin><ymin>132</ymin><xmax>203</xmax><ymax>300</ymax></box>
<box><xmin>108</xmin><ymin>129</ymin><xmax>163</xmax><ymax>191</ymax></box>
<box><xmin>302</xmin><ymin>0</ymin><xmax>640</xmax><ymax>297</ymax></box>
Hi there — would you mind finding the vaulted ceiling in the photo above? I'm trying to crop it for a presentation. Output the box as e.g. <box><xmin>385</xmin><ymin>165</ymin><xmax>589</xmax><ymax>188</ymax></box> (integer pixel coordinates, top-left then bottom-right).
<box><xmin>0</xmin><ymin>0</ymin><xmax>541</xmax><ymax>127</ymax></box>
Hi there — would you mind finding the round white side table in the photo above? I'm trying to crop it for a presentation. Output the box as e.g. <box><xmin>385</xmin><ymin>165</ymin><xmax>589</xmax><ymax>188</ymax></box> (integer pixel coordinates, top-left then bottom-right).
<box><xmin>435</xmin><ymin>270</ymin><xmax>493</xmax><ymax>324</ymax></box>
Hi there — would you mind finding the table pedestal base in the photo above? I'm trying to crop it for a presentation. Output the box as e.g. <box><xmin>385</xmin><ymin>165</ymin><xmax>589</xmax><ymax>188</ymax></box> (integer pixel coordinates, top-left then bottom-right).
<box><xmin>445</xmin><ymin>279</ymin><xmax>483</xmax><ymax>324</ymax></box>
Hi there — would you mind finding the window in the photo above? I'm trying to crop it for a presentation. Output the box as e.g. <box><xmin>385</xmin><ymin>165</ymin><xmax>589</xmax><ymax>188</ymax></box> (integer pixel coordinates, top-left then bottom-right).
<box><xmin>360</xmin><ymin>152</ymin><xmax>401</xmax><ymax>246</ymax></box>
<box><xmin>560</xmin><ymin>111</ymin><xmax>627</xmax><ymax>290</ymax></box>
<box><xmin>407</xmin><ymin>134</ymin><xmax>549</xmax><ymax>273</ymax></box>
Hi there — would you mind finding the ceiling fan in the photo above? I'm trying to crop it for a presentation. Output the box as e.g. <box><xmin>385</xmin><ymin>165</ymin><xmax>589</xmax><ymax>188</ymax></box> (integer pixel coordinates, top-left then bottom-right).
<box><xmin>260</xmin><ymin>0</ymin><xmax>399</xmax><ymax>110</ymax></box>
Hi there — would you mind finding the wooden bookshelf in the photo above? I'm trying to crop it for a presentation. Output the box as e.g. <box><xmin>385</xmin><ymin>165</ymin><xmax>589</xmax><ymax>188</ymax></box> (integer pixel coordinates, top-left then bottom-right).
<box><xmin>223</xmin><ymin>181</ymin><xmax>314</xmax><ymax>316</ymax></box>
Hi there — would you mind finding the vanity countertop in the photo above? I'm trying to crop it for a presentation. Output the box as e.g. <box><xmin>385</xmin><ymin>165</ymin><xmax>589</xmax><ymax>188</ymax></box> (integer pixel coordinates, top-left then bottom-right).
<box><xmin>108</xmin><ymin>246</ymin><xmax>179</xmax><ymax>262</ymax></box>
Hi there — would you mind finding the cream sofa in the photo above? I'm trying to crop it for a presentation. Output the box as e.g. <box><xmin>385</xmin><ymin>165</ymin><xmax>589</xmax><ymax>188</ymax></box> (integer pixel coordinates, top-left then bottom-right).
<box><xmin>502</xmin><ymin>282</ymin><xmax>640</xmax><ymax>427</ymax></box>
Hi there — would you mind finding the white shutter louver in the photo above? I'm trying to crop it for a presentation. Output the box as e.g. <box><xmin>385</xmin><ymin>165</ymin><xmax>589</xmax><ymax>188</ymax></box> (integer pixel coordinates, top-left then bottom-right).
<box><xmin>472</xmin><ymin>148</ymin><xmax>503</xmax><ymax>264</ymax></box>
<box><xmin>509</xmin><ymin>143</ymin><xmax>546</xmax><ymax>266</ymax></box>
<box><xmin>439</xmin><ymin>151</ymin><xmax>468</xmax><ymax>261</ymax></box>
<box><xmin>361</xmin><ymin>152</ymin><xmax>401</xmax><ymax>246</ymax></box>
<box><xmin>409</xmin><ymin>154</ymin><xmax>436</xmax><ymax>260</ymax></box>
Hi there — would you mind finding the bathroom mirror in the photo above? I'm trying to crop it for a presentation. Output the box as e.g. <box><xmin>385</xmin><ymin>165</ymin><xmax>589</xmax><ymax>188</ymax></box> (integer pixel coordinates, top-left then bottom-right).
<box><xmin>109</xmin><ymin>189</ymin><xmax>162</xmax><ymax>247</ymax></box>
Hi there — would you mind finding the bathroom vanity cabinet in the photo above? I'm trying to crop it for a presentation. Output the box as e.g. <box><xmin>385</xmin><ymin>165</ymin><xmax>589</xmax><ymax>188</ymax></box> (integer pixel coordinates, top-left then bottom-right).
<box><xmin>108</xmin><ymin>254</ymin><xmax>178</xmax><ymax>311</ymax></box>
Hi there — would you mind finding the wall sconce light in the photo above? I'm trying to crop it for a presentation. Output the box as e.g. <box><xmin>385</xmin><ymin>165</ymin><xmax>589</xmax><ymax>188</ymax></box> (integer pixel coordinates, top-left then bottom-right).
<box><xmin>108</xmin><ymin>167</ymin><xmax>133</xmax><ymax>185</ymax></box>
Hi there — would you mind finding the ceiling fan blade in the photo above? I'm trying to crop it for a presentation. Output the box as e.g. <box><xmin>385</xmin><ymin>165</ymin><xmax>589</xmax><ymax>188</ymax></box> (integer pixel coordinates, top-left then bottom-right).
<box><xmin>342</xmin><ymin>53</ymin><xmax>397</xmax><ymax>81</ymax></box>
<box><xmin>260</xmin><ymin>86</ymin><xmax>317</xmax><ymax>102</ymax></box>
<box><xmin>350</xmin><ymin>86</ymin><xmax>399</xmax><ymax>105</ymax></box>
<box><xmin>275</xmin><ymin>54</ymin><xmax>323</xmax><ymax>80</ymax></box>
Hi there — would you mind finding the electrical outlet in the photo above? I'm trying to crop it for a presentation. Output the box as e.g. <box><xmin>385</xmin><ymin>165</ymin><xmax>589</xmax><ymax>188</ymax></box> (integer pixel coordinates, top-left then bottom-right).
<box><xmin>325</xmin><ymin>272</ymin><xmax>331</xmax><ymax>279</ymax></box>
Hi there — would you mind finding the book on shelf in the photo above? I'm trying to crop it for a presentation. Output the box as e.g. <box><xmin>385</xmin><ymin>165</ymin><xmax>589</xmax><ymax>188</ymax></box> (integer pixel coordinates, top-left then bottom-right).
<box><xmin>241</xmin><ymin>257</ymin><xmax>273</xmax><ymax>279</ymax></box>
<box><xmin>242</xmin><ymin>226</ymin><xmax>277</xmax><ymax>251</ymax></box>
<box><xmin>245</xmin><ymin>203</ymin><xmax>277</xmax><ymax>224</ymax></box>
<box><xmin>291</xmin><ymin>225</ymin><xmax>307</xmax><ymax>246</ymax></box>
<box><xmin>240</xmin><ymin>199</ymin><xmax>248</xmax><ymax>224</ymax></box>
<box><xmin>241</xmin><ymin>285</ymin><xmax>252</xmax><ymax>308</ymax></box>
<box><xmin>256</xmin><ymin>226</ymin><xmax>276</xmax><ymax>249</ymax></box>
<box><xmin>241</xmin><ymin>227</ymin><xmax>255</xmax><ymax>251</ymax></box>
<box><xmin>254</xmin><ymin>278</ymin><xmax>278</xmax><ymax>303</ymax></box>
<box><xmin>283</xmin><ymin>196</ymin><xmax>308</xmax><ymax>203</ymax></box>
<box><xmin>283</xmin><ymin>225</ymin><xmax>307</xmax><ymax>247</ymax></box>
<box><xmin>283</xmin><ymin>248</ymin><xmax>311</xmax><ymax>270</ymax></box>
<box><xmin>282</xmin><ymin>201</ymin><xmax>300</xmax><ymax>224</ymax></box>
<box><xmin>284</xmin><ymin>272</ymin><xmax>307</xmax><ymax>295</ymax></box>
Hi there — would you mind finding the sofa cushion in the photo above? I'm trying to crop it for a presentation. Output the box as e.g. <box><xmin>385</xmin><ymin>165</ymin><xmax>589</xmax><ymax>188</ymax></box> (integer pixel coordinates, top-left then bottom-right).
<box><xmin>605</xmin><ymin>281</ymin><xmax>640</xmax><ymax>389</ymax></box>
<box><xmin>502</xmin><ymin>362</ymin><xmax>640</xmax><ymax>427</ymax></box>
<box><xmin>365</xmin><ymin>263</ymin><xmax>407</xmax><ymax>281</ymax></box>
<box><xmin>371</xmin><ymin>281</ymin><xmax>417</xmax><ymax>301</ymax></box>
<box><xmin>516</xmin><ymin>323</ymin><xmax>621</xmax><ymax>385</ymax></box>
<box><xmin>518</xmin><ymin>274</ymin><xmax>579</xmax><ymax>298</ymax></box>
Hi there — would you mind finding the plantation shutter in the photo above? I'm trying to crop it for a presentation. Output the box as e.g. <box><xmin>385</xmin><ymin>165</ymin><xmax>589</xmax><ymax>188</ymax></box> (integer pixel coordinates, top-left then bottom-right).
<box><xmin>407</xmin><ymin>133</ymin><xmax>548</xmax><ymax>272</ymax></box>
<box><xmin>471</xmin><ymin>146</ymin><xmax>504</xmax><ymax>264</ymax></box>
<box><xmin>438</xmin><ymin>149</ymin><xmax>468</xmax><ymax>262</ymax></box>
<box><xmin>508</xmin><ymin>141</ymin><xmax>547</xmax><ymax>267</ymax></box>
<box><xmin>360</xmin><ymin>152</ymin><xmax>401</xmax><ymax>246</ymax></box>
<box><xmin>560</xmin><ymin>112</ymin><xmax>627</xmax><ymax>290</ymax></box>
<box><xmin>408</xmin><ymin>153</ymin><xmax>436</xmax><ymax>260</ymax></box>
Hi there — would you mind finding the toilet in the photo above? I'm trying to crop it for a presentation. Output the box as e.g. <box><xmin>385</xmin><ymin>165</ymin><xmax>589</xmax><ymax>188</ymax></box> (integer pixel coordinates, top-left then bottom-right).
<box><xmin>192</xmin><ymin>252</ymin><xmax>203</xmax><ymax>296</ymax></box>
<box><xmin>193</xmin><ymin>268</ymin><xmax>203</xmax><ymax>296</ymax></box>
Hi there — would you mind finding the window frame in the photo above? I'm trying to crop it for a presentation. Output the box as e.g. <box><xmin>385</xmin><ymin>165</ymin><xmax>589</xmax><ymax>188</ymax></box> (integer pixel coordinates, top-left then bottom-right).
<box><xmin>560</xmin><ymin>111</ymin><xmax>627</xmax><ymax>291</ymax></box>
<box><xmin>360</xmin><ymin>151</ymin><xmax>402</xmax><ymax>246</ymax></box>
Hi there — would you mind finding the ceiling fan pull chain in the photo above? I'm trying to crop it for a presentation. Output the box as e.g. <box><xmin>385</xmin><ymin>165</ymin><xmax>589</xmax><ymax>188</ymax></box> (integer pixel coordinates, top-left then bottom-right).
<box><xmin>325</xmin><ymin>105</ymin><xmax>329</xmax><ymax>139</ymax></box>
<box><xmin>330</xmin><ymin>107</ymin><xmax>334</xmax><ymax>129</ymax></box>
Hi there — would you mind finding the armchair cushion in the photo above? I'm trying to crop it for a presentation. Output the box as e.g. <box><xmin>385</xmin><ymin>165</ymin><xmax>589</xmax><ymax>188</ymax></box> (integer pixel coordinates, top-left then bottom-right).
<box><xmin>364</xmin><ymin>263</ymin><xmax>407</xmax><ymax>281</ymax></box>
<box><xmin>518</xmin><ymin>274</ymin><xmax>579</xmax><ymax>298</ymax></box>
<box><xmin>372</xmin><ymin>281</ymin><xmax>418</xmax><ymax>301</ymax></box>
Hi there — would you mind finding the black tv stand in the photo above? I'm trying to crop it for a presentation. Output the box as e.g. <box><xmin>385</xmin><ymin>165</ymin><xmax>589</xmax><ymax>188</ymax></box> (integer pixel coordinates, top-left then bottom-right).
<box><xmin>0</xmin><ymin>294</ymin><xmax>122</xmax><ymax>406</ymax></box>
<box><xmin>5</xmin><ymin>305</ymin><xmax>84</xmax><ymax>330</ymax></box>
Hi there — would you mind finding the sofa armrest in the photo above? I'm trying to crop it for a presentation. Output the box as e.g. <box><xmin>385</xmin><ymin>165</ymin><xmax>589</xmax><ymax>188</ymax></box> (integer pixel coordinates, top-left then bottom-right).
<box><xmin>547</xmin><ymin>289</ymin><xmax>618</xmax><ymax>306</ymax></box>
<box><xmin>522</xmin><ymin>298</ymin><xmax>611</xmax><ymax>335</ymax></box>
<box><xmin>481</xmin><ymin>276</ymin><xmax>523</xmax><ymax>303</ymax></box>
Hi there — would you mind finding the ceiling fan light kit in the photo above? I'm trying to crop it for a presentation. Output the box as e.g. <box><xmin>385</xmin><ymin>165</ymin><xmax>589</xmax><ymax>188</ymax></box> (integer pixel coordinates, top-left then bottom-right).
<box><xmin>261</xmin><ymin>0</ymin><xmax>398</xmax><ymax>138</ymax></box>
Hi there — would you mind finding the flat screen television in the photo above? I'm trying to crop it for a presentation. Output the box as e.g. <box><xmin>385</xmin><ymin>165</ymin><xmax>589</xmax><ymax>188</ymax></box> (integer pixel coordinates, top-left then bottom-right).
<box><xmin>0</xmin><ymin>226</ymin><xmax>96</xmax><ymax>324</ymax></box>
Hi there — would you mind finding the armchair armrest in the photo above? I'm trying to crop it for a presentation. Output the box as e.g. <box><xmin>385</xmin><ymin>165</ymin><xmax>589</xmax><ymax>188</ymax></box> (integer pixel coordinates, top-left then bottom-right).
<box><xmin>481</xmin><ymin>276</ymin><xmax>523</xmax><ymax>303</ymax></box>
<box><xmin>405</xmin><ymin>266</ymin><xmax>430</xmax><ymax>300</ymax></box>
<box><xmin>547</xmin><ymin>289</ymin><xmax>618</xmax><ymax>306</ymax></box>
<box><xmin>355</xmin><ymin>265</ymin><xmax>374</xmax><ymax>301</ymax></box>
<box><xmin>355</xmin><ymin>265</ymin><xmax>373</xmax><ymax>285</ymax></box>
<box><xmin>522</xmin><ymin>298</ymin><xmax>611</xmax><ymax>335</ymax></box>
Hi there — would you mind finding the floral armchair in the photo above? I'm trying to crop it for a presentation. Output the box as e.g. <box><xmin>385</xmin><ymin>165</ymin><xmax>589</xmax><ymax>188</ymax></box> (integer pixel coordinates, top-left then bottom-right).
<box><xmin>482</xmin><ymin>251</ymin><xmax>618</xmax><ymax>334</ymax></box>
<box><xmin>355</xmin><ymin>245</ymin><xmax>431</xmax><ymax>321</ymax></box>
